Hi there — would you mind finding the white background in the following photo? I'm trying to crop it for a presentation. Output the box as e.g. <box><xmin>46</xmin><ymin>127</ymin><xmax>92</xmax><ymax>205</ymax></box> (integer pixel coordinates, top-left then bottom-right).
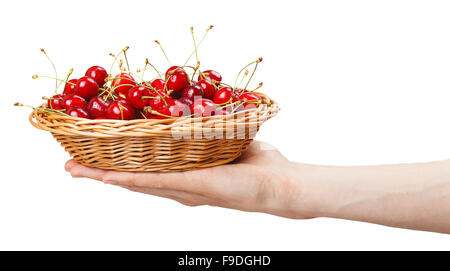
<box><xmin>1</xmin><ymin>0</ymin><xmax>450</xmax><ymax>250</ymax></box>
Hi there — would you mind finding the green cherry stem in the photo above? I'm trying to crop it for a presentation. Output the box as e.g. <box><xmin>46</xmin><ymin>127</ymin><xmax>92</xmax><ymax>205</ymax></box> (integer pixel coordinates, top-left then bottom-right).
<box><xmin>40</xmin><ymin>48</ymin><xmax>58</xmax><ymax>91</ymax></box>
<box><xmin>122</xmin><ymin>46</ymin><xmax>131</xmax><ymax>72</ymax></box>
<box><xmin>184</xmin><ymin>25</ymin><xmax>214</xmax><ymax>66</ymax></box>
<box><xmin>154</xmin><ymin>40</ymin><xmax>172</xmax><ymax>66</ymax></box>
<box><xmin>243</xmin><ymin>57</ymin><xmax>263</xmax><ymax>91</ymax></box>
<box><xmin>233</xmin><ymin>59</ymin><xmax>258</xmax><ymax>89</ymax></box>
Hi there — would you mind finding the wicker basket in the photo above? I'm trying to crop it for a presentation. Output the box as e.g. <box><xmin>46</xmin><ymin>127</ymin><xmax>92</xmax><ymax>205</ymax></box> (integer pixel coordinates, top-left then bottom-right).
<box><xmin>29</xmin><ymin>93</ymin><xmax>279</xmax><ymax>172</ymax></box>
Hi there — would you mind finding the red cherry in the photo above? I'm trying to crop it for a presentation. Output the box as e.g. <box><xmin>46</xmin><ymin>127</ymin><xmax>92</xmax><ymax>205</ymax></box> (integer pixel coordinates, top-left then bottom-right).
<box><xmin>239</xmin><ymin>92</ymin><xmax>262</xmax><ymax>110</ymax></box>
<box><xmin>87</xmin><ymin>96</ymin><xmax>110</xmax><ymax>119</ymax></box>
<box><xmin>106</xmin><ymin>101</ymin><xmax>135</xmax><ymax>120</ymax></box>
<box><xmin>198</xmin><ymin>70</ymin><xmax>222</xmax><ymax>85</ymax></box>
<box><xmin>232</xmin><ymin>88</ymin><xmax>246</xmax><ymax>102</ymax></box>
<box><xmin>75</xmin><ymin>76</ymin><xmax>99</xmax><ymax>99</ymax></box>
<box><xmin>166</xmin><ymin>99</ymin><xmax>190</xmax><ymax>117</ymax></box>
<box><xmin>178</xmin><ymin>97</ymin><xmax>193</xmax><ymax>107</ymax></box>
<box><xmin>149</xmin><ymin>95</ymin><xmax>173</xmax><ymax>111</ymax></box>
<box><xmin>181</xmin><ymin>84</ymin><xmax>204</xmax><ymax>101</ymax></box>
<box><xmin>150</xmin><ymin>79</ymin><xmax>166</xmax><ymax>91</ymax></box>
<box><xmin>63</xmin><ymin>79</ymin><xmax>78</xmax><ymax>95</ymax></box>
<box><xmin>62</xmin><ymin>94</ymin><xmax>87</xmax><ymax>110</ymax></box>
<box><xmin>112</xmin><ymin>73</ymin><xmax>136</xmax><ymax>96</ymax></box>
<box><xmin>85</xmin><ymin>66</ymin><xmax>108</xmax><ymax>87</ymax></box>
<box><xmin>47</xmin><ymin>94</ymin><xmax>64</xmax><ymax>110</ymax></box>
<box><xmin>197</xmin><ymin>79</ymin><xmax>216</xmax><ymax>100</ymax></box>
<box><xmin>165</xmin><ymin>66</ymin><xmax>189</xmax><ymax>92</ymax></box>
<box><xmin>67</xmin><ymin>107</ymin><xmax>90</xmax><ymax>119</ymax></box>
<box><xmin>127</xmin><ymin>86</ymin><xmax>151</xmax><ymax>109</ymax></box>
<box><xmin>215</xmin><ymin>109</ymin><xmax>230</xmax><ymax>116</ymax></box>
<box><xmin>190</xmin><ymin>98</ymin><xmax>217</xmax><ymax>117</ymax></box>
<box><xmin>214</xmin><ymin>87</ymin><xmax>233</xmax><ymax>104</ymax></box>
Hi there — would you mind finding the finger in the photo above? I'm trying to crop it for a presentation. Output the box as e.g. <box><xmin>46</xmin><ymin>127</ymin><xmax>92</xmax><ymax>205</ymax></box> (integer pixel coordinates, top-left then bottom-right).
<box><xmin>116</xmin><ymin>185</ymin><xmax>204</xmax><ymax>207</ymax></box>
<box><xmin>68</xmin><ymin>162</ymin><xmax>109</xmax><ymax>181</ymax></box>
<box><xmin>101</xmin><ymin>167</ymin><xmax>229</xmax><ymax>195</ymax></box>
<box><xmin>65</xmin><ymin>159</ymin><xmax>78</xmax><ymax>171</ymax></box>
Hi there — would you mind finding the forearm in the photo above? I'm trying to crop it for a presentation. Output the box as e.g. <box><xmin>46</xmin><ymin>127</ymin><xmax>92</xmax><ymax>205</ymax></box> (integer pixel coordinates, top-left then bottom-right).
<box><xmin>289</xmin><ymin>160</ymin><xmax>450</xmax><ymax>234</ymax></box>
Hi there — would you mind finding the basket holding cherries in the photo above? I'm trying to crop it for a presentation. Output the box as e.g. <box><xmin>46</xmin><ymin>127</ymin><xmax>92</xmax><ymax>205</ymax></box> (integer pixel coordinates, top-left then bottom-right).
<box><xmin>17</xmin><ymin>27</ymin><xmax>265</xmax><ymax>120</ymax></box>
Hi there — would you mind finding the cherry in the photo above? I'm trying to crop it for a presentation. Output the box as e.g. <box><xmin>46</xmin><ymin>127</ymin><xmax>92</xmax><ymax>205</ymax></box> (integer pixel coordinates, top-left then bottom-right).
<box><xmin>75</xmin><ymin>76</ymin><xmax>99</xmax><ymax>99</ymax></box>
<box><xmin>112</xmin><ymin>73</ymin><xmax>136</xmax><ymax>96</ymax></box>
<box><xmin>62</xmin><ymin>94</ymin><xmax>87</xmax><ymax>110</ymax></box>
<box><xmin>149</xmin><ymin>95</ymin><xmax>173</xmax><ymax>111</ymax></box>
<box><xmin>127</xmin><ymin>86</ymin><xmax>151</xmax><ymax>109</ymax></box>
<box><xmin>150</xmin><ymin>78</ymin><xmax>166</xmax><ymax>91</ymax></box>
<box><xmin>181</xmin><ymin>84</ymin><xmax>204</xmax><ymax>101</ymax></box>
<box><xmin>87</xmin><ymin>96</ymin><xmax>110</xmax><ymax>118</ymax></box>
<box><xmin>232</xmin><ymin>88</ymin><xmax>246</xmax><ymax>102</ymax></box>
<box><xmin>178</xmin><ymin>97</ymin><xmax>193</xmax><ymax>107</ymax></box>
<box><xmin>215</xmin><ymin>109</ymin><xmax>230</xmax><ymax>115</ymax></box>
<box><xmin>197</xmin><ymin>79</ymin><xmax>216</xmax><ymax>100</ymax></box>
<box><xmin>190</xmin><ymin>98</ymin><xmax>217</xmax><ymax>117</ymax></box>
<box><xmin>213</xmin><ymin>87</ymin><xmax>233</xmax><ymax>104</ymax></box>
<box><xmin>67</xmin><ymin>107</ymin><xmax>90</xmax><ymax>119</ymax></box>
<box><xmin>47</xmin><ymin>94</ymin><xmax>64</xmax><ymax>110</ymax></box>
<box><xmin>239</xmin><ymin>92</ymin><xmax>262</xmax><ymax>110</ymax></box>
<box><xmin>85</xmin><ymin>66</ymin><xmax>108</xmax><ymax>87</ymax></box>
<box><xmin>165</xmin><ymin>66</ymin><xmax>189</xmax><ymax>92</ymax></box>
<box><xmin>166</xmin><ymin>99</ymin><xmax>190</xmax><ymax>117</ymax></box>
<box><xmin>63</xmin><ymin>79</ymin><xmax>78</xmax><ymax>95</ymax></box>
<box><xmin>198</xmin><ymin>70</ymin><xmax>222</xmax><ymax>85</ymax></box>
<box><xmin>106</xmin><ymin>101</ymin><xmax>135</xmax><ymax>120</ymax></box>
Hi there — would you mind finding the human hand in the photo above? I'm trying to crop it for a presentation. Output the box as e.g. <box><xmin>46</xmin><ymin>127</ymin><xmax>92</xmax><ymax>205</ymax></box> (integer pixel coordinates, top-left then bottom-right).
<box><xmin>65</xmin><ymin>141</ymin><xmax>314</xmax><ymax>219</ymax></box>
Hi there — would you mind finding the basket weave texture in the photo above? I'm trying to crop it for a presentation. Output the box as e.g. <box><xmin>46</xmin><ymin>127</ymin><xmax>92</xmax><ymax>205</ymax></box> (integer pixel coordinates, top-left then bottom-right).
<box><xmin>29</xmin><ymin>93</ymin><xmax>279</xmax><ymax>172</ymax></box>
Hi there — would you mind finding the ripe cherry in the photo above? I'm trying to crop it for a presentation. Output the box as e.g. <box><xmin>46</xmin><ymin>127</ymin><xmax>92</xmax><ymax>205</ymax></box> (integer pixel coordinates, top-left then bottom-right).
<box><xmin>198</xmin><ymin>70</ymin><xmax>222</xmax><ymax>85</ymax></box>
<box><xmin>215</xmin><ymin>109</ymin><xmax>230</xmax><ymax>116</ymax></box>
<box><xmin>213</xmin><ymin>87</ymin><xmax>233</xmax><ymax>104</ymax></box>
<box><xmin>62</xmin><ymin>94</ymin><xmax>87</xmax><ymax>110</ymax></box>
<box><xmin>75</xmin><ymin>76</ymin><xmax>99</xmax><ymax>99</ymax></box>
<box><xmin>63</xmin><ymin>79</ymin><xmax>78</xmax><ymax>95</ymax></box>
<box><xmin>239</xmin><ymin>92</ymin><xmax>262</xmax><ymax>110</ymax></box>
<box><xmin>178</xmin><ymin>97</ymin><xmax>193</xmax><ymax>107</ymax></box>
<box><xmin>149</xmin><ymin>95</ymin><xmax>173</xmax><ymax>111</ymax></box>
<box><xmin>232</xmin><ymin>88</ymin><xmax>246</xmax><ymax>102</ymax></box>
<box><xmin>197</xmin><ymin>79</ymin><xmax>216</xmax><ymax>100</ymax></box>
<box><xmin>106</xmin><ymin>100</ymin><xmax>135</xmax><ymax>120</ymax></box>
<box><xmin>67</xmin><ymin>107</ymin><xmax>90</xmax><ymax>119</ymax></box>
<box><xmin>87</xmin><ymin>96</ymin><xmax>110</xmax><ymax>118</ymax></box>
<box><xmin>165</xmin><ymin>99</ymin><xmax>190</xmax><ymax>117</ymax></box>
<box><xmin>190</xmin><ymin>98</ymin><xmax>217</xmax><ymax>117</ymax></box>
<box><xmin>127</xmin><ymin>86</ymin><xmax>151</xmax><ymax>109</ymax></box>
<box><xmin>181</xmin><ymin>84</ymin><xmax>204</xmax><ymax>102</ymax></box>
<box><xmin>85</xmin><ymin>66</ymin><xmax>108</xmax><ymax>87</ymax></box>
<box><xmin>47</xmin><ymin>94</ymin><xmax>64</xmax><ymax>110</ymax></box>
<box><xmin>112</xmin><ymin>73</ymin><xmax>136</xmax><ymax>96</ymax></box>
<box><xmin>150</xmin><ymin>79</ymin><xmax>166</xmax><ymax>91</ymax></box>
<box><xmin>165</xmin><ymin>66</ymin><xmax>189</xmax><ymax>92</ymax></box>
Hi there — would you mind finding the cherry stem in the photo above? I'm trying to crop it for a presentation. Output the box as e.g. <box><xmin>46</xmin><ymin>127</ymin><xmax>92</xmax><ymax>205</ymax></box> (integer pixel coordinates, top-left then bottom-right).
<box><xmin>55</xmin><ymin>68</ymin><xmax>74</xmax><ymax>95</ymax></box>
<box><xmin>109</xmin><ymin>48</ymin><xmax>126</xmax><ymax>76</ymax></box>
<box><xmin>238</xmin><ymin>70</ymin><xmax>249</xmax><ymax>88</ymax></box>
<box><xmin>190</xmin><ymin>27</ymin><xmax>199</xmax><ymax>64</ymax></box>
<box><xmin>248</xmin><ymin>82</ymin><xmax>263</xmax><ymax>92</ymax></box>
<box><xmin>233</xmin><ymin>59</ymin><xmax>258</xmax><ymax>89</ymax></box>
<box><xmin>40</xmin><ymin>48</ymin><xmax>58</xmax><ymax>91</ymax></box>
<box><xmin>154</xmin><ymin>40</ymin><xmax>172</xmax><ymax>66</ymax></box>
<box><xmin>143</xmin><ymin>58</ymin><xmax>162</xmax><ymax>79</ymax></box>
<box><xmin>184</xmin><ymin>25</ymin><xmax>214</xmax><ymax>66</ymax></box>
<box><xmin>243</xmin><ymin>57</ymin><xmax>262</xmax><ymax>91</ymax></box>
<box><xmin>33</xmin><ymin>75</ymin><xmax>76</xmax><ymax>86</ymax></box>
<box><xmin>123</xmin><ymin>47</ymin><xmax>131</xmax><ymax>72</ymax></box>
<box><xmin>140</xmin><ymin>84</ymin><xmax>169</xmax><ymax>106</ymax></box>
<box><xmin>14</xmin><ymin>102</ymin><xmax>68</xmax><ymax>116</ymax></box>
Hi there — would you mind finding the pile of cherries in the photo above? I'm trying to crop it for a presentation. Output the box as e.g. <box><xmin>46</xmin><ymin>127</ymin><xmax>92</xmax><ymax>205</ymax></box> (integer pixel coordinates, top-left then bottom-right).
<box><xmin>46</xmin><ymin>65</ymin><xmax>263</xmax><ymax>120</ymax></box>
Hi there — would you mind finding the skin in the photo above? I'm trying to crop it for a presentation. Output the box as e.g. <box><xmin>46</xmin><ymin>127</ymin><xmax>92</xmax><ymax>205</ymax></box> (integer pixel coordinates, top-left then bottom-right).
<box><xmin>65</xmin><ymin>141</ymin><xmax>450</xmax><ymax>234</ymax></box>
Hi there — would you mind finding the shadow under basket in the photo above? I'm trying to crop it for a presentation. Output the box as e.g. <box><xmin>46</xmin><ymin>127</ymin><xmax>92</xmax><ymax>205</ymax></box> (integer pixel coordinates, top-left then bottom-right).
<box><xmin>29</xmin><ymin>93</ymin><xmax>279</xmax><ymax>172</ymax></box>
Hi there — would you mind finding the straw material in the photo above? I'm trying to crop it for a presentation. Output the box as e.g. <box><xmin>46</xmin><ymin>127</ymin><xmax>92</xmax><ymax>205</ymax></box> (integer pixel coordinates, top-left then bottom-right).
<box><xmin>29</xmin><ymin>93</ymin><xmax>279</xmax><ymax>172</ymax></box>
